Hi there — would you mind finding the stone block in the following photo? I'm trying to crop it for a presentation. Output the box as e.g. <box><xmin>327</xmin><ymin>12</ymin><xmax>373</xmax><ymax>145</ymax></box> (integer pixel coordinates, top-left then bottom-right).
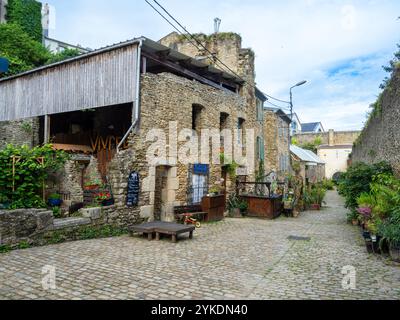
<box><xmin>140</xmin><ymin>205</ymin><xmax>154</xmax><ymax>219</ymax></box>
<box><xmin>80</xmin><ymin>207</ymin><xmax>102</xmax><ymax>220</ymax></box>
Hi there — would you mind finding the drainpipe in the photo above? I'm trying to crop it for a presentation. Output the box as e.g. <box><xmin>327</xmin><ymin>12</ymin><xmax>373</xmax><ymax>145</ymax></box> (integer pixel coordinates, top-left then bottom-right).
<box><xmin>117</xmin><ymin>38</ymin><xmax>143</xmax><ymax>153</ymax></box>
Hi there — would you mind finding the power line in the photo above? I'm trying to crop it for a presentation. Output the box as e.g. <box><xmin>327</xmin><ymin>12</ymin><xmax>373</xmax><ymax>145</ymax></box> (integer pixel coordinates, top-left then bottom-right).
<box><xmin>264</xmin><ymin>94</ymin><xmax>290</xmax><ymax>105</ymax></box>
<box><xmin>146</xmin><ymin>0</ymin><xmax>293</xmax><ymax>111</ymax></box>
<box><xmin>265</xmin><ymin>100</ymin><xmax>291</xmax><ymax>111</ymax></box>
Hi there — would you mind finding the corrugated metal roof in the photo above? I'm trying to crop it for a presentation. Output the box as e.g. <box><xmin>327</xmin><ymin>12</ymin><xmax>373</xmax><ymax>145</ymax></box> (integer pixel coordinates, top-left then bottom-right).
<box><xmin>0</xmin><ymin>36</ymin><xmax>244</xmax><ymax>86</ymax></box>
<box><xmin>290</xmin><ymin>145</ymin><xmax>325</xmax><ymax>164</ymax></box>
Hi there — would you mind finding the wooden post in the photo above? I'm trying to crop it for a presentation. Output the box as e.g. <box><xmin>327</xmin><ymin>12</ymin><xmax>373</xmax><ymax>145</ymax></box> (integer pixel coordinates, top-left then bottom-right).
<box><xmin>44</xmin><ymin>115</ymin><xmax>51</xmax><ymax>144</ymax></box>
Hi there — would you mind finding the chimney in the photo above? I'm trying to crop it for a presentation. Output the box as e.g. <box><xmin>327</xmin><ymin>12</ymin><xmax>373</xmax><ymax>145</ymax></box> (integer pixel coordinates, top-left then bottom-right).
<box><xmin>0</xmin><ymin>0</ymin><xmax>8</xmax><ymax>24</ymax></box>
<box><xmin>41</xmin><ymin>3</ymin><xmax>50</xmax><ymax>39</ymax></box>
<box><xmin>328</xmin><ymin>129</ymin><xmax>335</xmax><ymax>146</ymax></box>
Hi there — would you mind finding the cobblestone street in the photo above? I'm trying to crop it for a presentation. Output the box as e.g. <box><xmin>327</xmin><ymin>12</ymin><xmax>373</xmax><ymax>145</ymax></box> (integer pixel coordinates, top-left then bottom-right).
<box><xmin>1</xmin><ymin>191</ymin><xmax>399</xmax><ymax>300</ymax></box>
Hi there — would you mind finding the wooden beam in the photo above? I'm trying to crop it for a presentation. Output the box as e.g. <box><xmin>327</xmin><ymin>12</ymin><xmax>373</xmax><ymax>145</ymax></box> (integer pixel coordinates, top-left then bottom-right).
<box><xmin>143</xmin><ymin>52</ymin><xmax>237</xmax><ymax>91</ymax></box>
<box><xmin>44</xmin><ymin>115</ymin><xmax>51</xmax><ymax>144</ymax></box>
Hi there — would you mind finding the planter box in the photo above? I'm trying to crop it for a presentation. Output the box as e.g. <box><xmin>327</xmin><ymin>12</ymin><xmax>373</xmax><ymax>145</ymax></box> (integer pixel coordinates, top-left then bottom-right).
<box><xmin>201</xmin><ymin>195</ymin><xmax>225</xmax><ymax>222</ymax></box>
<box><xmin>240</xmin><ymin>195</ymin><xmax>282</xmax><ymax>219</ymax></box>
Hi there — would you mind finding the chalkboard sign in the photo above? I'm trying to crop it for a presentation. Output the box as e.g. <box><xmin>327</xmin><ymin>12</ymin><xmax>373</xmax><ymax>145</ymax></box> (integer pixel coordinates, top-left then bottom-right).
<box><xmin>126</xmin><ymin>172</ymin><xmax>140</xmax><ymax>207</ymax></box>
<box><xmin>0</xmin><ymin>58</ymin><xmax>9</xmax><ymax>73</ymax></box>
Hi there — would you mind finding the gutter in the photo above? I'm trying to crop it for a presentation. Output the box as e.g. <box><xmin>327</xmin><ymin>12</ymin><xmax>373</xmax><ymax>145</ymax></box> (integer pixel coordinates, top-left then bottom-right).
<box><xmin>117</xmin><ymin>39</ymin><xmax>143</xmax><ymax>153</ymax></box>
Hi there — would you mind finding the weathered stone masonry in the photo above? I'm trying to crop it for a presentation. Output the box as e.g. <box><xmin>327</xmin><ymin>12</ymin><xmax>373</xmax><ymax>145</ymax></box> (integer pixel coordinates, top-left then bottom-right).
<box><xmin>352</xmin><ymin>69</ymin><xmax>400</xmax><ymax>177</ymax></box>
<box><xmin>108</xmin><ymin>72</ymin><xmax>247</xmax><ymax>222</ymax></box>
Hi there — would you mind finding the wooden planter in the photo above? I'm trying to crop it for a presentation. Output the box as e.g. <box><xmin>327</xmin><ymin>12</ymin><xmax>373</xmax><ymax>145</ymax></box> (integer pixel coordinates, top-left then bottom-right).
<box><xmin>240</xmin><ymin>195</ymin><xmax>282</xmax><ymax>219</ymax></box>
<box><xmin>201</xmin><ymin>195</ymin><xmax>225</xmax><ymax>222</ymax></box>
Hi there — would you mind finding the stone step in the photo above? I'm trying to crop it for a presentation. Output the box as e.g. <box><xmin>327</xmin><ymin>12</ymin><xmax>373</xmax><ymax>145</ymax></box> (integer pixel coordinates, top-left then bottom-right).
<box><xmin>53</xmin><ymin>217</ymin><xmax>91</xmax><ymax>230</ymax></box>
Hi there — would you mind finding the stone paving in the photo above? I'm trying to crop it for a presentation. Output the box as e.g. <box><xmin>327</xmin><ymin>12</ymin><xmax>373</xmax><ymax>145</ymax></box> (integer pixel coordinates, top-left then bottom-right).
<box><xmin>0</xmin><ymin>191</ymin><xmax>399</xmax><ymax>300</ymax></box>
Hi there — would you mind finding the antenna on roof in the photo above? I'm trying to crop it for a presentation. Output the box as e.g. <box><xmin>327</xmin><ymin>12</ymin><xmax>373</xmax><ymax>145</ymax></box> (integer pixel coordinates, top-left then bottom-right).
<box><xmin>214</xmin><ymin>18</ymin><xmax>221</xmax><ymax>33</ymax></box>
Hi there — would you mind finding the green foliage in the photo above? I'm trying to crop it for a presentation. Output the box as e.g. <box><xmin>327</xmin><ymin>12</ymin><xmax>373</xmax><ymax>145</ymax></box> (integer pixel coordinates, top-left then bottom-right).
<box><xmin>219</xmin><ymin>153</ymin><xmax>238</xmax><ymax>180</ymax></box>
<box><xmin>20</xmin><ymin>121</ymin><xmax>33</xmax><ymax>134</ymax></box>
<box><xmin>52</xmin><ymin>206</ymin><xmax>62</xmax><ymax>218</ymax></box>
<box><xmin>291</xmin><ymin>137</ymin><xmax>299</xmax><ymax>146</ymax></box>
<box><xmin>301</xmin><ymin>137</ymin><xmax>323</xmax><ymax>154</ymax></box>
<box><xmin>17</xmin><ymin>241</ymin><xmax>31</xmax><ymax>250</ymax></box>
<box><xmin>6</xmin><ymin>0</ymin><xmax>43</xmax><ymax>42</ymax></box>
<box><xmin>46</xmin><ymin>48</ymin><xmax>82</xmax><ymax>65</ymax></box>
<box><xmin>303</xmin><ymin>185</ymin><xmax>327</xmax><ymax>207</ymax></box>
<box><xmin>227</xmin><ymin>193</ymin><xmax>247</xmax><ymax>213</ymax></box>
<box><xmin>0</xmin><ymin>144</ymin><xmax>69</xmax><ymax>209</ymax></box>
<box><xmin>48</xmin><ymin>193</ymin><xmax>61</xmax><ymax>200</ymax></box>
<box><xmin>338</xmin><ymin>162</ymin><xmax>392</xmax><ymax>210</ymax></box>
<box><xmin>322</xmin><ymin>179</ymin><xmax>335</xmax><ymax>191</ymax></box>
<box><xmin>0</xmin><ymin>23</ymin><xmax>51</xmax><ymax>77</ymax></box>
<box><xmin>380</xmin><ymin>43</ymin><xmax>400</xmax><ymax>90</ymax></box>
<box><xmin>0</xmin><ymin>244</ymin><xmax>12</xmax><ymax>253</ymax></box>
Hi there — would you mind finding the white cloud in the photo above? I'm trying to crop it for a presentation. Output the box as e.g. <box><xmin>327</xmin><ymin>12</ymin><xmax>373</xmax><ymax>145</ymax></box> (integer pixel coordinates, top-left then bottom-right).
<box><xmin>45</xmin><ymin>0</ymin><xmax>400</xmax><ymax>130</ymax></box>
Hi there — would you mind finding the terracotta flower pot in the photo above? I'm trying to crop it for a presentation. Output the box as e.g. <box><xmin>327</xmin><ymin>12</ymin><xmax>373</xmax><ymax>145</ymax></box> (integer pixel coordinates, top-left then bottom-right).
<box><xmin>310</xmin><ymin>204</ymin><xmax>321</xmax><ymax>211</ymax></box>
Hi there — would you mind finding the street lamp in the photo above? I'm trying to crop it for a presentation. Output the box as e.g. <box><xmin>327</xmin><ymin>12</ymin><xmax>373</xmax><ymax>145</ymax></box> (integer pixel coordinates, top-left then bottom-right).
<box><xmin>290</xmin><ymin>80</ymin><xmax>307</xmax><ymax>122</ymax></box>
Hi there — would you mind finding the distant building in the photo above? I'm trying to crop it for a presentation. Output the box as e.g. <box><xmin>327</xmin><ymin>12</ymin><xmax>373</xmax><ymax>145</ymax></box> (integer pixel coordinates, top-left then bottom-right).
<box><xmin>301</xmin><ymin>122</ymin><xmax>325</xmax><ymax>133</ymax></box>
<box><xmin>289</xmin><ymin>113</ymin><xmax>302</xmax><ymax>136</ymax></box>
<box><xmin>44</xmin><ymin>36</ymin><xmax>91</xmax><ymax>54</ymax></box>
<box><xmin>290</xmin><ymin>145</ymin><xmax>325</xmax><ymax>185</ymax></box>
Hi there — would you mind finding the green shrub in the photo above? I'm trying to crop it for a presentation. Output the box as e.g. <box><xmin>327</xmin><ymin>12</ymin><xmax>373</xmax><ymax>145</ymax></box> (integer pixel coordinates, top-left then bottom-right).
<box><xmin>338</xmin><ymin>162</ymin><xmax>392</xmax><ymax>210</ymax></box>
<box><xmin>322</xmin><ymin>179</ymin><xmax>335</xmax><ymax>191</ymax></box>
<box><xmin>0</xmin><ymin>144</ymin><xmax>69</xmax><ymax>209</ymax></box>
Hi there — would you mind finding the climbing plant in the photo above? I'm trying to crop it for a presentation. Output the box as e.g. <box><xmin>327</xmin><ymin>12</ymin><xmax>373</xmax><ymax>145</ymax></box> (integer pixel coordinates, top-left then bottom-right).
<box><xmin>6</xmin><ymin>0</ymin><xmax>43</xmax><ymax>42</ymax></box>
<box><xmin>0</xmin><ymin>23</ymin><xmax>51</xmax><ymax>77</ymax></box>
<box><xmin>0</xmin><ymin>144</ymin><xmax>69</xmax><ymax>209</ymax></box>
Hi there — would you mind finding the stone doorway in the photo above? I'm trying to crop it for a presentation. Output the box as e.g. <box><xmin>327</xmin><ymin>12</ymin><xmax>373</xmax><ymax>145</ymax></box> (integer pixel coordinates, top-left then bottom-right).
<box><xmin>153</xmin><ymin>166</ymin><xmax>177</xmax><ymax>222</ymax></box>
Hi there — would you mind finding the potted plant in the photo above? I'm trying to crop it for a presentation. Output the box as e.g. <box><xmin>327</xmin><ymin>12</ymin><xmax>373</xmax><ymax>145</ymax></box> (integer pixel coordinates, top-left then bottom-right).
<box><xmin>379</xmin><ymin>222</ymin><xmax>400</xmax><ymax>262</ymax></box>
<box><xmin>84</xmin><ymin>177</ymin><xmax>102</xmax><ymax>190</ymax></box>
<box><xmin>95</xmin><ymin>191</ymin><xmax>114</xmax><ymax>206</ymax></box>
<box><xmin>303</xmin><ymin>186</ymin><xmax>326</xmax><ymax>210</ymax></box>
<box><xmin>0</xmin><ymin>194</ymin><xmax>10</xmax><ymax>209</ymax></box>
<box><xmin>48</xmin><ymin>193</ymin><xmax>63</xmax><ymax>207</ymax></box>
<box><xmin>239</xmin><ymin>201</ymin><xmax>248</xmax><ymax>216</ymax></box>
<box><xmin>227</xmin><ymin>194</ymin><xmax>243</xmax><ymax>218</ymax></box>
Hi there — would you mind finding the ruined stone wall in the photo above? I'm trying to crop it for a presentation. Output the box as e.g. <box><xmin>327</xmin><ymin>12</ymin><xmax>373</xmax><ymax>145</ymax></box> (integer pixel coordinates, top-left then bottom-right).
<box><xmin>107</xmin><ymin>72</ymin><xmax>247</xmax><ymax>221</ymax></box>
<box><xmin>0</xmin><ymin>117</ymin><xmax>40</xmax><ymax>148</ymax></box>
<box><xmin>352</xmin><ymin>70</ymin><xmax>400</xmax><ymax>177</ymax></box>
<box><xmin>294</xmin><ymin>130</ymin><xmax>360</xmax><ymax>146</ymax></box>
<box><xmin>159</xmin><ymin>32</ymin><xmax>262</xmax><ymax>178</ymax></box>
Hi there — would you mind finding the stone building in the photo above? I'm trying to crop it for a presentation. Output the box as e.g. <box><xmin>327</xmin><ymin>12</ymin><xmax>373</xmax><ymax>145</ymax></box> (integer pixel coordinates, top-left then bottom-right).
<box><xmin>294</xmin><ymin>129</ymin><xmax>360</xmax><ymax>179</ymax></box>
<box><xmin>290</xmin><ymin>145</ymin><xmax>325</xmax><ymax>186</ymax></box>
<box><xmin>0</xmin><ymin>35</ymin><xmax>268</xmax><ymax>226</ymax></box>
<box><xmin>0</xmin><ymin>0</ymin><xmax>7</xmax><ymax>24</ymax></box>
<box><xmin>263</xmin><ymin>107</ymin><xmax>291</xmax><ymax>179</ymax></box>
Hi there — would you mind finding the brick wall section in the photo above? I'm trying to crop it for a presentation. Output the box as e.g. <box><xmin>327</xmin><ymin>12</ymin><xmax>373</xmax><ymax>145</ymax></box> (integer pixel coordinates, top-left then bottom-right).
<box><xmin>352</xmin><ymin>70</ymin><xmax>400</xmax><ymax>177</ymax></box>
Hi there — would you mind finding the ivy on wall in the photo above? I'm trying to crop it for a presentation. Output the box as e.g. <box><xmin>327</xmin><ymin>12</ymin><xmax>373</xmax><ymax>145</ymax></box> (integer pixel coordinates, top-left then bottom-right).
<box><xmin>6</xmin><ymin>0</ymin><xmax>43</xmax><ymax>42</ymax></box>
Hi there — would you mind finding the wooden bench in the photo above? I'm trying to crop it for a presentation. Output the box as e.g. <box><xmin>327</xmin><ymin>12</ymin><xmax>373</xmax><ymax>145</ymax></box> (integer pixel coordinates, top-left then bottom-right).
<box><xmin>174</xmin><ymin>205</ymin><xmax>207</xmax><ymax>222</ymax></box>
<box><xmin>129</xmin><ymin>222</ymin><xmax>195</xmax><ymax>243</ymax></box>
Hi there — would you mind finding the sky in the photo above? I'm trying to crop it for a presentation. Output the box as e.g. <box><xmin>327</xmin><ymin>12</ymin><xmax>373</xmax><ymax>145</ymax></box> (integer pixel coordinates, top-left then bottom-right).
<box><xmin>43</xmin><ymin>0</ymin><xmax>400</xmax><ymax>131</ymax></box>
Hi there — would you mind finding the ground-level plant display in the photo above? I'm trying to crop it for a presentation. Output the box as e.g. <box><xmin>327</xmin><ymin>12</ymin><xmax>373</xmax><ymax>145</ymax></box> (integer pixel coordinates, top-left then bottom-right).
<box><xmin>0</xmin><ymin>144</ymin><xmax>69</xmax><ymax>209</ymax></box>
<box><xmin>342</xmin><ymin>162</ymin><xmax>400</xmax><ymax>262</ymax></box>
<box><xmin>303</xmin><ymin>184</ymin><xmax>327</xmax><ymax>210</ymax></box>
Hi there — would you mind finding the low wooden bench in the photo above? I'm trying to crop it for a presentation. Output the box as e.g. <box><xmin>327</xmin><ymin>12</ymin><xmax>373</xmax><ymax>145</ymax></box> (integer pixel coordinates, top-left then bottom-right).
<box><xmin>129</xmin><ymin>222</ymin><xmax>195</xmax><ymax>243</ymax></box>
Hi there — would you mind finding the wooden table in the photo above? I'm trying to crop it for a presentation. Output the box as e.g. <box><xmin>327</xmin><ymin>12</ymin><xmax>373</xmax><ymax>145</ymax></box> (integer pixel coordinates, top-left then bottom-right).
<box><xmin>129</xmin><ymin>222</ymin><xmax>195</xmax><ymax>243</ymax></box>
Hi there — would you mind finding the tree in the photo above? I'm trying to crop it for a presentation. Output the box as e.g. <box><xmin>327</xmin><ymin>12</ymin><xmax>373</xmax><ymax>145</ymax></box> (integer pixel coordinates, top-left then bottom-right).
<box><xmin>380</xmin><ymin>43</ymin><xmax>400</xmax><ymax>90</ymax></box>
<box><xmin>46</xmin><ymin>48</ymin><xmax>82</xmax><ymax>65</ymax></box>
<box><xmin>0</xmin><ymin>23</ymin><xmax>51</xmax><ymax>77</ymax></box>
